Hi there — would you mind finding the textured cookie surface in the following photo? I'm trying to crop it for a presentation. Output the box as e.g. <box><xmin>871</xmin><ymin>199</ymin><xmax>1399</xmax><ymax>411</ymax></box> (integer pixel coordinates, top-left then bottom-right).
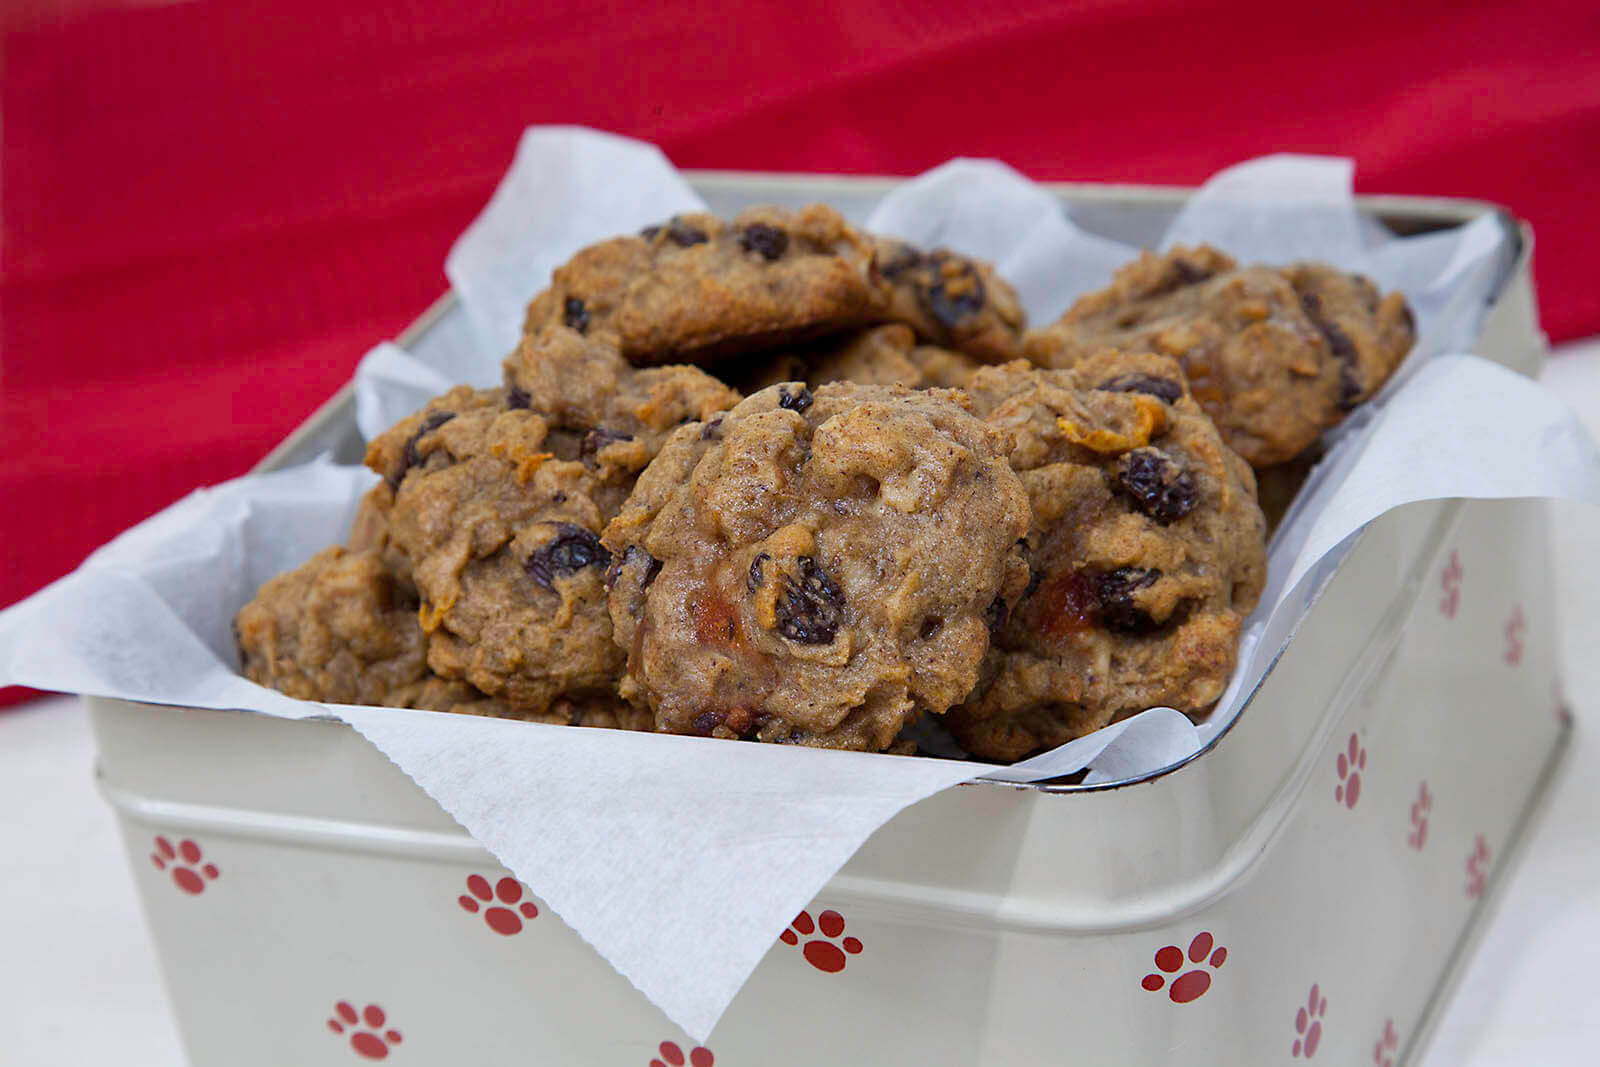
<box><xmin>236</xmin><ymin>545</ymin><xmax>435</xmax><ymax>707</ymax></box>
<box><xmin>876</xmin><ymin>238</ymin><xmax>1027</xmax><ymax>363</ymax></box>
<box><xmin>365</xmin><ymin>385</ymin><xmax>624</xmax><ymax>714</ymax></box>
<box><xmin>603</xmin><ymin>382</ymin><xmax>1031</xmax><ymax>751</ymax></box>
<box><xmin>945</xmin><ymin>352</ymin><xmax>1267</xmax><ymax>761</ymax></box>
<box><xmin>522</xmin><ymin>204</ymin><xmax>885</xmax><ymax>365</ymax></box>
<box><xmin>1024</xmin><ymin>245</ymin><xmax>1414</xmax><ymax>467</ymax></box>
<box><xmin>735</xmin><ymin>324</ymin><xmax>981</xmax><ymax>394</ymax></box>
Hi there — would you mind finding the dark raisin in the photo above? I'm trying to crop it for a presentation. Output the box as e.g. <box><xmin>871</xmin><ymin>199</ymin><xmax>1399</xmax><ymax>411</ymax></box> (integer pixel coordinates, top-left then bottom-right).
<box><xmin>606</xmin><ymin>544</ymin><xmax>661</xmax><ymax>592</ymax></box>
<box><xmin>879</xmin><ymin>242</ymin><xmax>924</xmax><ymax>280</ymax></box>
<box><xmin>1113</xmin><ymin>448</ymin><xmax>1198</xmax><ymax>524</ymax></box>
<box><xmin>691</xmin><ymin>710</ymin><xmax>727</xmax><ymax>735</ymax></box>
<box><xmin>1097</xmin><ymin>374</ymin><xmax>1183</xmax><ymax>405</ymax></box>
<box><xmin>563</xmin><ymin>296</ymin><xmax>590</xmax><ymax>333</ymax></box>
<box><xmin>389</xmin><ymin>411</ymin><xmax>456</xmax><ymax>490</ymax></box>
<box><xmin>580</xmin><ymin>428</ymin><xmax>634</xmax><ymax>462</ymax></box>
<box><xmin>506</xmin><ymin>384</ymin><xmax>531</xmax><ymax>410</ymax></box>
<box><xmin>667</xmin><ymin>217</ymin><xmax>708</xmax><ymax>247</ymax></box>
<box><xmin>1097</xmin><ymin>567</ymin><xmax>1161</xmax><ymax>633</ymax></box>
<box><xmin>776</xmin><ymin>556</ymin><xmax>843</xmax><ymax>645</ymax></box>
<box><xmin>1301</xmin><ymin>292</ymin><xmax>1362</xmax><ymax>408</ymax></box>
<box><xmin>747</xmin><ymin>552</ymin><xmax>770</xmax><ymax>593</ymax></box>
<box><xmin>700</xmin><ymin>417</ymin><xmax>724</xmax><ymax>441</ymax></box>
<box><xmin>640</xmin><ymin>224</ymin><xmax>661</xmax><ymax>241</ymax></box>
<box><xmin>922</xmin><ymin>255</ymin><xmax>986</xmax><ymax>328</ymax></box>
<box><xmin>739</xmin><ymin>224</ymin><xmax>788</xmax><ymax>260</ymax></box>
<box><xmin>525</xmin><ymin>524</ymin><xmax>611</xmax><ymax>591</ymax></box>
<box><xmin>985</xmin><ymin>595</ymin><xmax>1009</xmax><ymax>636</ymax></box>
<box><xmin>778</xmin><ymin>385</ymin><xmax>813</xmax><ymax>413</ymax></box>
<box><xmin>1172</xmin><ymin>257</ymin><xmax>1216</xmax><ymax>287</ymax></box>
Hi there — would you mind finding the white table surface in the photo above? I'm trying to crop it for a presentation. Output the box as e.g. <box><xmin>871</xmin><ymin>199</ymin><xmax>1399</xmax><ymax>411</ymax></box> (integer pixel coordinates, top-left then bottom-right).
<box><xmin>4</xmin><ymin>339</ymin><xmax>1599</xmax><ymax>1067</ymax></box>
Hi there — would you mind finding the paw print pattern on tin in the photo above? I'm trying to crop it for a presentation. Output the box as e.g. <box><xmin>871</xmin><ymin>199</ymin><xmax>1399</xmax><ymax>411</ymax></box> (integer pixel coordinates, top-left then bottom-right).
<box><xmin>1292</xmin><ymin>984</ymin><xmax>1326</xmax><ymax>1057</ymax></box>
<box><xmin>780</xmin><ymin>909</ymin><xmax>863</xmax><ymax>973</ymax></box>
<box><xmin>1141</xmin><ymin>931</ymin><xmax>1226</xmax><ymax>1003</ymax></box>
<box><xmin>326</xmin><ymin>1002</ymin><xmax>402</xmax><ymax>1060</ymax></box>
<box><xmin>149</xmin><ymin>836</ymin><xmax>219</xmax><ymax>895</ymax></box>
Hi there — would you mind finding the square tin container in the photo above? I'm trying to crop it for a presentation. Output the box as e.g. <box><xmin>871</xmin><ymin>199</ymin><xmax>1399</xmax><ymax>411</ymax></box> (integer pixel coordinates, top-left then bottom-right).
<box><xmin>87</xmin><ymin>175</ymin><xmax>1568</xmax><ymax>1066</ymax></box>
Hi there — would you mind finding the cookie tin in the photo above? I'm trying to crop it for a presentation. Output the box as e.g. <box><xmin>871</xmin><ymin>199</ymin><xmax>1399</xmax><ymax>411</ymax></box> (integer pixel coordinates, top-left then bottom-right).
<box><xmin>87</xmin><ymin>176</ymin><xmax>1565</xmax><ymax>1066</ymax></box>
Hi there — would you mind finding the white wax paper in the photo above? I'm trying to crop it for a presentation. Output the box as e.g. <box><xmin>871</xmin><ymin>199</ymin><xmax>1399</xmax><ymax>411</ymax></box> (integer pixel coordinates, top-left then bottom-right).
<box><xmin>5</xmin><ymin>127</ymin><xmax>1600</xmax><ymax>1041</ymax></box>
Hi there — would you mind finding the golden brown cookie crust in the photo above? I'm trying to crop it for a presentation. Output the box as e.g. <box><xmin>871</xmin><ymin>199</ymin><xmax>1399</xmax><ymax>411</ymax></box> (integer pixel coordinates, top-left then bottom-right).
<box><xmin>603</xmin><ymin>382</ymin><xmax>1031</xmax><ymax>751</ymax></box>
<box><xmin>875</xmin><ymin>238</ymin><xmax>1027</xmax><ymax>363</ymax></box>
<box><xmin>523</xmin><ymin>205</ymin><xmax>886</xmax><ymax>365</ymax></box>
<box><xmin>946</xmin><ymin>352</ymin><xmax>1267</xmax><ymax>761</ymax></box>
<box><xmin>1024</xmin><ymin>245</ymin><xmax>1414</xmax><ymax>468</ymax></box>
<box><xmin>366</xmin><ymin>385</ymin><xmax>623</xmax><ymax>714</ymax></box>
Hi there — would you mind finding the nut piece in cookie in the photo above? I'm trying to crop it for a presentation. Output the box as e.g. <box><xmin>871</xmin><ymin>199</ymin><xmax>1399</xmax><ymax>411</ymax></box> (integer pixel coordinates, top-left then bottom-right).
<box><xmin>236</xmin><ymin>546</ymin><xmax>434</xmax><ymax>706</ymax></box>
<box><xmin>603</xmin><ymin>382</ymin><xmax>1031</xmax><ymax>751</ymax></box>
<box><xmin>365</xmin><ymin>385</ymin><xmax>624</xmax><ymax>716</ymax></box>
<box><xmin>523</xmin><ymin>204</ymin><xmax>886</xmax><ymax>365</ymax></box>
<box><xmin>946</xmin><ymin>352</ymin><xmax>1267</xmax><ymax>762</ymax></box>
<box><xmin>734</xmin><ymin>324</ymin><xmax>981</xmax><ymax>394</ymax></box>
<box><xmin>1023</xmin><ymin>245</ymin><xmax>1415</xmax><ymax>468</ymax></box>
<box><xmin>875</xmin><ymin>238</ymin><xmax>1027</xmax><ymax>363</ymax></box>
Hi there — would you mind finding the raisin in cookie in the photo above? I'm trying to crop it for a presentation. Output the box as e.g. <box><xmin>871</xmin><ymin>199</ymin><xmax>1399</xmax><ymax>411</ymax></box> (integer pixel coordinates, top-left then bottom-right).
<box><xmin>365</xmin><ymin>385</ymin><xmax>623</xmax><ymax>715</ymax></box>
<box><xmin>876</xmin><ymin>239</ymin><xmax>1027</xmax><ymax>363</ymax></box>
<box><xmin>1023</xmin><ymin>245</ymin><xmax>1414</xmax><ymax>468</ymax></box>
<box><xmin>236</xmin><ymin>545</ymin><xmax>434</xmax><ymax>706</ymax></box>
<box><xmin>603</xmin><ymin>382</ymin><xmax>1031</xmax><ymax>751</ymax></box>
<box><xmin>1281</xmin><ymin>262</ymin><xmax>1415</xmax><ymax>406</ymax></box>
<box><xmin>945</xmin><ymin>352</ymin><xmax>1267</xmax><ymax>762</ymax></box>
<box><xmin>504</xmin><ymin>323</ymin><xmax>741</xmax><ymax>503</ymax></box>
<box><xmin>522</xmin><ymin>204</ymin><xmax>885</xmax><ymax>365</ymax></box>
<box><xmin>734</xmin><ymin>324</ymin><xmax>981</xmax><ymax>394</ymax></box>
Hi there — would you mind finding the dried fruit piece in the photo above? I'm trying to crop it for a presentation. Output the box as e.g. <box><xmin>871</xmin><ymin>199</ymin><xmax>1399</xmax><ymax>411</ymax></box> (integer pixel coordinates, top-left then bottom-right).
<box><xmin>563</xmin><ymin>297</ymin><xmax>590</xmax><ymax>333</ymax></box>
<box><xmin>776</xmin><ymin>557</ymin><xmax>843</xmax><ymax>645</ymax></box>
<box><xmin>1097</xmin><ymin>567</ymin><xmax>1161</xmax><ymax>633</ymax></box>
<box><xmin>1113</xmin><ymin>448</ymin><xmax>1198</xmax><ymax>524</ymax></box>
<box><xmin>740</xmin><ymin>224</ymin><xmax>788</xmax><ymax>260</ymax></box>
<box><xmin>1096</xmin><ymin>373</ymin><xmax>1183</xmax><ymax>405</ymax></box>
<box><xmin>390</xmin><ymin>411</ymin><xmax>456</xmax><ymax>490</ymax></box>
<box><xmin>525</xmin><ymin>524</ymin><xmax>611</xmax><ymax>591</ymax></box>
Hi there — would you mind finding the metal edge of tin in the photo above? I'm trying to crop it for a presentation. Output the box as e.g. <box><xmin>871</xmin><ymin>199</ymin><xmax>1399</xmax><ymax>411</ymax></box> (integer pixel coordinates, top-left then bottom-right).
<box><xmin>233</xmin><ymin>173</ymin><xmax>1536</xmax><ymax>797</ymax></box>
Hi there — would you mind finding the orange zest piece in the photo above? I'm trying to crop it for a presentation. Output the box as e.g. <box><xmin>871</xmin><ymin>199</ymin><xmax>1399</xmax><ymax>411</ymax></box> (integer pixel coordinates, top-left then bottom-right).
<box><xmin>1057</xmin><ymin>394</ymin><xmax>1164</xmax><ymax>453</ymax></box>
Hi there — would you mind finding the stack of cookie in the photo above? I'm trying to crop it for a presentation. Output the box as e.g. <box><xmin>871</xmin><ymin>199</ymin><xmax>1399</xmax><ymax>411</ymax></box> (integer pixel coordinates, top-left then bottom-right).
<box><xmin>237</xmin><ymin>203</ymin><xmax>1414</xmax><ymax>761</ymax></box>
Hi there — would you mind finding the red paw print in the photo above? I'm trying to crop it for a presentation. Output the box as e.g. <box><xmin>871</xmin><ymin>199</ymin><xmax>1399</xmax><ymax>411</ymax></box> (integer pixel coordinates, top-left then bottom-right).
<box><xmin>1439</xmin><ymin>551</ymin><xmax>1462</xmax><ymax>618</ymax></box>
<box><xmin>149</xmin><ymin>836</ymin><xmax>219</xmax><ymax>895</ymax></box>
<box><xmin>781</xmin><ymin>909</ymin><xmax>862</xmax><ymax>973</ymax></box>
<box><xmin>650</xmin><ymin>1040</ymin><xmax>713</xmax><ymax>1067</ymax></box>
<box><xmin>1504</xmin><ymin>605</ymin><xmax>1525</xmax><ymax>666</ymax></box>
<box><xmin>458</xmin><ymin>874</ymin><xmax>539</xmax><ymax>935</ymax></box>
<box><xmin>1373</xmin><ymin>1017</ymin><xmax>1399</xmax><ymax>1067</ymax></box>
<box><xmin>1293</xmin><ymin>984</ymin><xmax>1327</xmax><ymax>1057</ymax></box>
<box><xmin>327</xmin><ymin>1002</ymin><xmax>402</xmax><ymax>1060</ymax></box>
<box><xmin>1335</xmin><ymin>733</ymin><xmax>1366</xmax><ymax>809</ymax></box>
<box><xmin>1141</xmin><ymin>931</ymin><xmax>1226</xmax><ymax>1003</ymax></box>
<box><xmin>1466</xmin><ymin>834</ymin><xmax>1491</xmax><ymax>899</ymax></box>
<box><xmin>1408</xmin><ymin>782</ymin><xmax>1432</xmax><ymax>851</ymax></box>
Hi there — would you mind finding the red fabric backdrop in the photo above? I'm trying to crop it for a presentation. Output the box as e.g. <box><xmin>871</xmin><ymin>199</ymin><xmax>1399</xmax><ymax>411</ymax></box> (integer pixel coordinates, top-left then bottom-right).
<box><xmin>4</xmin><ymin>1</ymin><xmax>1599</xmax><ymax>702</ymax></box>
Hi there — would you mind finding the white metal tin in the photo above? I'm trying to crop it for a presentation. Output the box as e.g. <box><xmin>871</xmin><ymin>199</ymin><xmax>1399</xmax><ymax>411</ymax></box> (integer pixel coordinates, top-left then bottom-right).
<box><xmin>88</xmin><ymin>176</ymin><xmax>1566</xmax><ymax>1067</ymax></box>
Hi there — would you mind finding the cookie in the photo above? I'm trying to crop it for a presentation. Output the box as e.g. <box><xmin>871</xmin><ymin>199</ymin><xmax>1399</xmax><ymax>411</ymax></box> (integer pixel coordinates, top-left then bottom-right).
<box><xmin>522</xmin><ymin>204</ymin><xmax>886</xmax><ymax>365</ymax></box>
<box><xmin>734</xmin><ymin>324</ymin><xmax>981</xmax><ymax>394</ymax></box>
<box><xmin>1281</xmin><ymin>262</ymin><xmax>1416</xmax><ymax>406</ymax></box>
<box><xmin>875</xmin><ymin>239</ymin><xmax>1027</xmax><ymax>363</ymax></box>
<box><xmin>603</xmin><ymin>382</ymin><xmax>1031</xmax><ymax>751</ymax></box>
<box><xmin>502</xmin><ymin>323</ymin><xmax>741</xmax><ymax>500</ymax></box>
<box><xmin>236</xmin><ymin>545</ymin><xmax>434</xmax><ymax>707</ymax></box>
<box><xmin>365</xmin><ymin>385</ymin><xmax>624</xmax><ymax>715</ymax></box>
<box><xmin>945</xmin><ymin>352</ymin><xmax>1267</xmax><ymax>762</ymax></box>
<box><xmin>1023</xmin><ymin>245</ymin><xmax>1414</xmax><ymax>468</ymax></box>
